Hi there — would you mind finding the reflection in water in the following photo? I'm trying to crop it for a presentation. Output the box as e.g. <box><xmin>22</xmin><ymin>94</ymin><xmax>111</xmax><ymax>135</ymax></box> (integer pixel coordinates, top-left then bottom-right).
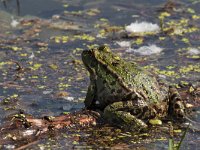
<box><xmin>2</xmin><ymin>0</ymin><xmax>20</xmax><ymax>15</ymax></box>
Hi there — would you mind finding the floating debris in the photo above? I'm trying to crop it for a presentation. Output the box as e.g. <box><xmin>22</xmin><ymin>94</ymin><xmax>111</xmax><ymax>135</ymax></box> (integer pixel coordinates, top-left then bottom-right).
<box><xmin>55</xmin><ymin>91</ymin><xmax>69</xmax><ymax>98</ymax></box>
<box><xmin>3</xmin><ymin>144</ymin><xmax>15</xmax><ymax>149</ymax></box>
<box><xmin>29</xmin><ymin>52</ymin><xmax>35</xmax><ymax>59</ymax></box>
<box><xmin>63</xmin><ymin>96</ymin><xmax>75</xmax><ymax>101</ymax></box>
<box><xmin>149</xmin><ymin>119</ymin><xmax>162</xmax><ymax>125</ymax></box>
<box><xmin>22</xmin><ymin>129</ymin><xmax>36</xmax><ymax>136</ymax></box>
<box><xmin>43</xmin><ymin>89</ymin><xmax>53</xmax><ymax>95</ymax></box>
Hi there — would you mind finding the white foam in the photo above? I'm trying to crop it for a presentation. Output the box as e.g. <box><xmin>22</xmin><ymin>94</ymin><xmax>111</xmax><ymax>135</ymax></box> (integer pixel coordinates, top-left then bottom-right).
<box><xmin>125</xmin><ymin>21</ymin><xmax>160</xmax><ymax>33</ymax></box>
<box><xmin>126</xmin><ymin>44</ymin><xmax>163</xmax><ymax>55</ymax></box>
<box><xmin>116</xmin><ymin>41</ymin><xmax>131</xmax><ymax>48</ymax></box>
<box><xmin>188</xmin><ymin>48</ymin><xmax>200</xmax><ymax>55</ymax></box>
<box><xmin>10</xmin><ymin>16</ymin><xmax>19</xmax><ymax>27</ymax></box>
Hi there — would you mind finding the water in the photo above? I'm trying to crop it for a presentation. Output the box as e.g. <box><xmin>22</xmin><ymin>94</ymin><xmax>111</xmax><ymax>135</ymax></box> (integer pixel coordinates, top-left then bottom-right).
<box><xmin>0</xmin><ymin>0</ymin><xmax>199</xmax><ymax>149</ymax></box>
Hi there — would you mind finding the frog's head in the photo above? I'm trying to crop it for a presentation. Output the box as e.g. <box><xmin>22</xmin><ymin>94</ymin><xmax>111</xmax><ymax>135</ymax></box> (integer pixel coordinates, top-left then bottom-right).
<box><xmin>82</xmin><ymin>45</ymin><xmax>119</xmax><ymax>75</ymax></box>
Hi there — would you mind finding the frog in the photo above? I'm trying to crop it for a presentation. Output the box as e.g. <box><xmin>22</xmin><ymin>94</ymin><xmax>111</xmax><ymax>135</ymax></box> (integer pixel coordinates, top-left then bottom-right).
<box><xmin>81</xmin><ymin>46</ymin><xmax>186</xmax><ymax>131</ymax></box>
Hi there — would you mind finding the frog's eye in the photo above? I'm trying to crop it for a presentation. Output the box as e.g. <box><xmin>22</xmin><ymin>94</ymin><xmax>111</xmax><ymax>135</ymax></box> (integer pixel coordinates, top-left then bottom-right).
<box><xmin>99</xmin><ymin>45</ymin><xmax>111</xmax><ymax>52</ymax></box>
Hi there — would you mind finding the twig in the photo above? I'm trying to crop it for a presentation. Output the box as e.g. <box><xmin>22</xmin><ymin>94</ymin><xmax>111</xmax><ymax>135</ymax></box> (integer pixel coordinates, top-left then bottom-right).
<box><xmin>15</xmin><ymin>140</ymin><xmax>39</xmax><ymax>150</ymax></box>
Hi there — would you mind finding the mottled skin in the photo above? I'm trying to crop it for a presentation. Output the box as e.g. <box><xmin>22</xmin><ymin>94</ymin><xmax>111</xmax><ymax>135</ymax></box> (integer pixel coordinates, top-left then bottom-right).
<box><xmin>82</xmin><ymin>46</ymin><xmax>186</xmax><ymax>131</ymax></box>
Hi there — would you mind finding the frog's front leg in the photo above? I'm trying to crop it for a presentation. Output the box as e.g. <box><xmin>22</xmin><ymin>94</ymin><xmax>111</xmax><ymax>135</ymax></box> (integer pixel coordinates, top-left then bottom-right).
<box><xmin>84</xmin><ymin>82</ymin><xmax>96</xmax><ymax>109</ymax></box>
<box><xmin>103</xmin><ymin>101</ymin><xmax>148</xmax><ymax>131</ymax></box>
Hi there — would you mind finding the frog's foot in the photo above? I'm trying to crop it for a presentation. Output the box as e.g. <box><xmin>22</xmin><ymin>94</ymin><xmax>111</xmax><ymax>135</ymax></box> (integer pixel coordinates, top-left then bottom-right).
<box><xmin>103</xmin><ymin>101</ymin><xmax>148</xmax><ymax>131</ymax></box>
<box><xmin>168</xmin><ymin>86</ymin><xmax>186</xmax><ymax>119</ymax></box>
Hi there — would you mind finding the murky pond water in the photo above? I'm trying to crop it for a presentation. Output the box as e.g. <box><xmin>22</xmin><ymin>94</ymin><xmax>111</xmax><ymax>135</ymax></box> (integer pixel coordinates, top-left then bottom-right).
<box><xmin>0</xmin><ymin>0</ymin><xmax>200</xmax><ymax>149</ymax></box>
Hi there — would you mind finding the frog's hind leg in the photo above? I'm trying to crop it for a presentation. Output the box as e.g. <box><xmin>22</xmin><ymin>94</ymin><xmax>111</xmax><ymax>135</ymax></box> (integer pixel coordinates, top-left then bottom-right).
<box><xmin>168</xmin><ymin>86</ymin><xmax>186</xmax><ymax>118</ymax></box>
<box><xmin>103</xmin><ymin>101</ymin><xmax>148</xmax><ymax>131</ymax></box>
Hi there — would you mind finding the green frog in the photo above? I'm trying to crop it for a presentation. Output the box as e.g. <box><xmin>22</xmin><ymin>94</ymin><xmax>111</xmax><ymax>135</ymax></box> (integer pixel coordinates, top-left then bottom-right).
<box><xmin>82</xmin><ymin>46</ymin><xmax>186</xmax><ymax>131</ymax></box>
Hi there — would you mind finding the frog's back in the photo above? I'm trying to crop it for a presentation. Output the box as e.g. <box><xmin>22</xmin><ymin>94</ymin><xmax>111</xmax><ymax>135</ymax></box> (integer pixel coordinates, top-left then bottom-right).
<box><xmin>116</xmin><ymin>60</ymin><xmax>164</xmax><ymax>104</ymax></box>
